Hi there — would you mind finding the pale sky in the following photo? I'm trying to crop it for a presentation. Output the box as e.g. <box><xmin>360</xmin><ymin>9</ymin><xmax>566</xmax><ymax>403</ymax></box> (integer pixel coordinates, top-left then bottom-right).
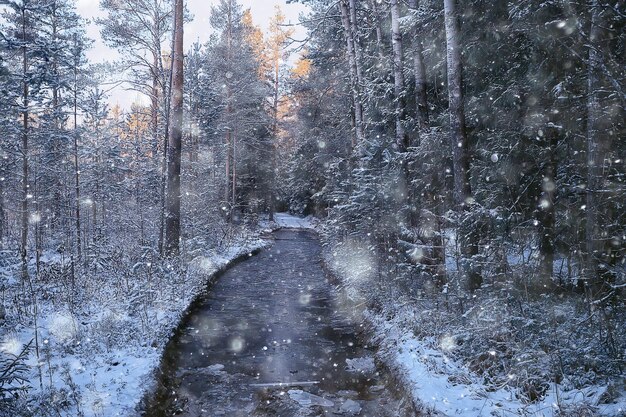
<box><xmin>76</xmin><ymin>0</ymin><xmax>309</xmax><ymax>109</ymax></box>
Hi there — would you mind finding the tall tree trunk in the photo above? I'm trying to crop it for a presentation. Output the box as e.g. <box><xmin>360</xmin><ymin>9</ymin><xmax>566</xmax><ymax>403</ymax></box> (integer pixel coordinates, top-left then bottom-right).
<box><xmin>390</xmin><ymin>0</ymin><xmax>412</xmax><ymax>227</ymax></box>
<box><xmin>268</xmin><ymin>151</ymin><xmax>274</xmax><ymax>223</ymax></box>
<box><xmin>537</xmin><ymin>128</ymin><xmax>558</xmax><ymax>288</ymax></box>
<box><xmin>225</xmin><ymin>130</ymin><xmax>232</xmax><ymax>218</ymax></box>
<box><xmin>21</xmin><ymin>6</ymin><xmax>41</xmax><ymax>375</ymax></box>
<box><xmin>348</xmin><ymin>0</ymin><xmax>364</xmax><ymax>90</ymax></box>
<box><xmin>159</xmin><ymin>17</ymin><xmax>175</xmax><ymax>256</ymax></box>
<box><xmin>0</xmin><ymin>176</ymin><xmax>4</xmax><ymax>242</ymax></box>
<box><xmin>443</xmin><ymin>0</ymin><xmax>481</xmax><ymax>291</ymax></box>
<box><xmin>224</xmin><ymin>2</ymin><xmax>235</xmax><ymax>222</ymax></box>
<box><xmin>269</xmin><ymin>58</ymin><xmax>280</xmax><ymax>222</ymax></box>
<box><xmin>390</xmin><ymin>0</ymin><xmax>409</xmax><ymax>150</ymax></box>
<box><xmin>369</xmin><ymin>0</ymin><xmax>386</xmax><ymax>61</ymax></box>
<box><xmin>165</xmin><ymin>0</ymin><xmax>183</xmax><ymax>257</ymax></box>
<box><xmin>50</xmin><ymin>5</ymin><xmax>62</xmax><ymax>230</ymax></box>
<box><xmin>444</xmin><ymin>0</ymin><xmax>471</xmax><ymax>207</ymax></box>
<box><xmin>408</xmin><ymin>0</ymin><xmax>430</xmax><ymax>131</ymax></box>
<box><xmin>585</xmin><ymin>0</ymin><xmax>603</xmax><ymax>285</ymax></box>
<box><xmin>73</xmin><ymin>34</ymin><xmax>82</xmax><ymax>261</ymax></box>
<box><xmin>339</xmin><ymin>0</ymin><xmax>364</xmax><ymax>149</ymax></box>
<box><xmin>151</xmin><ymin>53</ymin><xmax>160</xmax><ymax>158</ymax></box>
<box><xmin>232</xmin><ymin>131</ymin><xmax>237</xmax><ymax>217</ymax></box>
<box><xmin>34</xmin><ymin>176</ymin><xmax>41</xmax><ymax>278</ymax></box>
<box><xmin>20</xmin><ymin>8</ymin><xmax>30</xmax><ymax>283</ymax></box>
<box><xmin>159</xmin><ymin>154</ymin><xmax>167</xmax><ymax>256</ymax></box>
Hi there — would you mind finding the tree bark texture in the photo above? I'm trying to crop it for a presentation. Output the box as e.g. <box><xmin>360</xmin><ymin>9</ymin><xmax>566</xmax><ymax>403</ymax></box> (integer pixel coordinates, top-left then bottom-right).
<box><xmin>339</xmin><ymin>0</ymin><xmax>364</xmax><ymax>149</ymax></box>
<box><xmin>536</xmin><ymin>128</ymin><xmax>558</xmax><ymax>288</ymax></box>
<box><xmin>443</xmin><ymin>0</ymin><xmax>481</xmax><ymax>291</ymax></box>
<box><xmin>444</xmin><ymin>0</ymin><xmax>471</xmax><ymax>208</ymax></box>
<box><xmin>390</xmin><ymin>0</ymin><xmax>409</xmax><ymax>150</ymax></box>
<box><xmin>585</xmin><ymin>0</ymin><xmax>604</xmax><ymax>284</ymax></box>
<box><xmin>408</xmin><ymin>0</ymin><xmax>430</xmax><ymax>131</ymax></box>
<box><xmin>20</xmin><ymin>7</ymin><xmax>30</xmax><ymax>283</ymax></box>
<box><xmin>165</xmin><ymin>0</ymin><xmax>184</xmax><ymax>257</ymax></box>
<box><xmin>73</xmin><ymin>35</ymin><xmax>82</xmax><ymax>261</ymax></box>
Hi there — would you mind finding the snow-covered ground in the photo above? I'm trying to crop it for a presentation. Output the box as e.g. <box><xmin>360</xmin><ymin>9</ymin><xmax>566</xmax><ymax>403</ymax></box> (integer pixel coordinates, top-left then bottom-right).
<box><xmin>320</xmin><ymin>231</ymin><xmax>626</xmax><ymax>417</ymax></box>
<box><xmin>5</xmin><ymin>212</ymin><xmax>622</xmax><ymax>417</ymax></box>
<box><xmin>368</xmin><ymin>311</ymin><xmax>625</xmax><ymax>417</ymax></box>
<box><xmin>269</xmin><ymin>212</ymin><xmax>318</xmax><ymax>230</ymax></box>
<box><xmin>1</xmin><ymin>234</ymin><xmax>270</xmax><ymax>417</ymax></box>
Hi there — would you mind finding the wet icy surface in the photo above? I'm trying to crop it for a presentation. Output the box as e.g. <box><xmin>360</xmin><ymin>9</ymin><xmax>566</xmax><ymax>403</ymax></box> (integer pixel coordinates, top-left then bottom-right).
<box><xmin>145</xmin><ymin>229</ymin><xmax>412</xmax><ymax>416</ymax></box>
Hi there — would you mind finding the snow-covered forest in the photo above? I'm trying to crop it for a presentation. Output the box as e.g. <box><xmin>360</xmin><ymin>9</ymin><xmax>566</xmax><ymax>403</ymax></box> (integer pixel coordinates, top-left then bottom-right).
<box><xmin>0</xmin><ymin>0</ymin><xmax>624</xmax><ymax>416</ymax></box>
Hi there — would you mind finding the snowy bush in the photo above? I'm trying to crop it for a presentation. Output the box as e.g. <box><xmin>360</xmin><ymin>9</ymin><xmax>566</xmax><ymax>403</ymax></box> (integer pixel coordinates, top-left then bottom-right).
<box><xmin>0</xmin><ymin>339</ymin><xmax>31</xmax><ymax>416</ymax></box>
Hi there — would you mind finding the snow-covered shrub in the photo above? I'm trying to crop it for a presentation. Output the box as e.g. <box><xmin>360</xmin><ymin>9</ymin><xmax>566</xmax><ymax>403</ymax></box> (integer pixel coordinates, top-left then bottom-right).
<box><xmin>0</xmin><ymin>339</ymin><xmax>31</xmax><ymax>416</ymax></box>
<box><xmin>90</xmin><ymin>309</ymin><xmax>136</xmax><ymax>352</ymax></box>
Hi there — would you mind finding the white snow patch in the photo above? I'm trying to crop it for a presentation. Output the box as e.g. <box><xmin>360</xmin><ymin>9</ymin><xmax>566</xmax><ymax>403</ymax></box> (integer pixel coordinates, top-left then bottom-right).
<box><xmin>368</xmin><ymin>311</ymin><xmax>626</xmax><ymax>417</ymax></box>
<box><xmin>4</xmin><ymin>235</ymin><xmax>270</xmax><ymax>417</ymax></box>
<box><xmin>272</xmin><ymin>213</ymin><xmax>317</xmax><ymax>229</ymax></box>
<box><xmin>0</xmin><ymin>336</ymin><xmax>22</xmax><ymax>356</ymax></box>
<box><xmin>48</xmin><ymin>311</ymin><xmax>78</xmax><ymax>344</ymax></box>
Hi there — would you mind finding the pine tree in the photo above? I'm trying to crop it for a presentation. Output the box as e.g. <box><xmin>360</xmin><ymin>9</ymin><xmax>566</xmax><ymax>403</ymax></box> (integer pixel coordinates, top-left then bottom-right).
<box><xmin>1</xmin><ymin>0</ymin><xmax>47</xmax><ymax>282</ymax></box>
<box><xmin>265</xmin><ymin>6</ymin><xmax>293</xmax><ymax>221</ymax></box>
<box><xmin>98</xmin><ymin>0</ymin><xmax>172</xmax><ymax>255</ymax></box>
<box><xmin>200</xmin><ymin>0</ymin><xmax>269</xmax><ymax>222</ymax></box>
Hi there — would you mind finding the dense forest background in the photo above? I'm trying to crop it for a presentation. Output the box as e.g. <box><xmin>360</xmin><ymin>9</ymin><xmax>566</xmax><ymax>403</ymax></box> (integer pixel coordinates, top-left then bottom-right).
<box><xmin>0</xmin><ymin>0</ymin><xmax>624</xmax><ymax>415</ymax></box>
<box><xmin>283</xmin><ymin>0</ymin><xmax>625</xmax><ymax>412</ymax></box>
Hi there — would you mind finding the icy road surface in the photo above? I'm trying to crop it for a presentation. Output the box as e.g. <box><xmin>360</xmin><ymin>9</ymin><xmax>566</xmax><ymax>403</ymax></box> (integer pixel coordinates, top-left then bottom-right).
<box><xmin>144</xmin><ymin>229</ymin><xmax>413</xmax><ymax>416</ymax></box>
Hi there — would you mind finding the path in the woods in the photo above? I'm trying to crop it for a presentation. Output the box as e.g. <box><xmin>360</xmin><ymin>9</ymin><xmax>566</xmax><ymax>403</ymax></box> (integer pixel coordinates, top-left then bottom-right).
<box><xmin>145</xmin><ymin>228</ymin><xmax>413</xmax><ymax>416</ymax></box>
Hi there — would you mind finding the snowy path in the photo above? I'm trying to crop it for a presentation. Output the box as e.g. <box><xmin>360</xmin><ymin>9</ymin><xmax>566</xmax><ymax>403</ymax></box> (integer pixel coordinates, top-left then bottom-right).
<box><xmin>143</xmin><ymin>229</ymin><xmax>412</xmax><ymax>416</ymax></box>
<box><xmin>272</xmin><ymin>212</ymin><xmax>317</xmax><ymax>229</ymax></box>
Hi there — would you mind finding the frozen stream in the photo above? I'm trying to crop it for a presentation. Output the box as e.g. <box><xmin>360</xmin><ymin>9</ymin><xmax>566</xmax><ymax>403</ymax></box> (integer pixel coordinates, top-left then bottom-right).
<box><xmin>143</xmin><ymin>229</ymin><xmax>414</xmax><ymax>416</ymax></box>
